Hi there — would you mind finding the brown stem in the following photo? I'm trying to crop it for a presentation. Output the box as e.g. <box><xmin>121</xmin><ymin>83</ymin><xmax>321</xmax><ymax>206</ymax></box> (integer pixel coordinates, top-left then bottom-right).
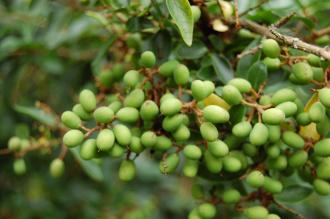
<box><xmin>239</xmin><ymin>0</ymin><xmax>269</xmax><ymax>17</ymax></box>
<box><xmin>273</xmin><ymin>200</ymin><xmax>306</xmax><ymax>219</ymax></box>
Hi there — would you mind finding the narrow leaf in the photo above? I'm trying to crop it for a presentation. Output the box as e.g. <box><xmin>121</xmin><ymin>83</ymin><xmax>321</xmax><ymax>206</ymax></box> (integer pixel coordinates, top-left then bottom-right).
<box><xmin>275</xmin><ymin>185</ymin><xmax>313</xmax><ymax>203</ymax></box>
<box><xmin>14</xmin><ymin>105</ymin><xmax>57</xmax><ymax>127</ymax></box>
<box><xmin>210</xmin><ymin>53</ymin><xmax>234</xmax><ymax>84</ymax></box>
<box><xmin>247</xmin><ymin>61</ymin><xmax>268</xmax><ymax>90</ymax></box>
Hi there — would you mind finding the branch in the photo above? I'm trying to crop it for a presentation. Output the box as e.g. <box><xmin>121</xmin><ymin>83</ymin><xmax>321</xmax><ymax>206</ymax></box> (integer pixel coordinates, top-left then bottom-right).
<box><xmin>273</xmin><ymin>200</ymin><xmax>306</xmax><ymax>219</ymax></box>
<box><xmin>235</xmin><ymin>19</ymin><xmax>330</xmax><ymax>61</ymax></box>
<box><xmin>239</xmin><ymin>0</ymin><xmax>269</xmax><ymax>17</ymax></box>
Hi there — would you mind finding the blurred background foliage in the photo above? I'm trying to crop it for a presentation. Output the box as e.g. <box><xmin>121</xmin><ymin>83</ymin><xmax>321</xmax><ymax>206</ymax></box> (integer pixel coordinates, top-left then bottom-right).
<box><xmin>1</xmin><ymin>0</ymin><xmax>330</xmax><ymax>218</ymax></box>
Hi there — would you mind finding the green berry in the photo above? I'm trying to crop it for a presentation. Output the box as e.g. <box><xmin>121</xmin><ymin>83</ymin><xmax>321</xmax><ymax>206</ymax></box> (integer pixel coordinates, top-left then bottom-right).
<box><xmin>297</xmin><ymin>112</ymin><xmax>311</xmax><ymax>126</ymax></box>
<box><xmin>173</xmin><ymin>125</ymin><xmax>190</xmax><ymax>142</ymax></box>
<box><xmin>129</xmin><ymin>136</ymin><xmax>144</xmax><ymax>153</ymax></box>
<box><xmin>282</xmin><ymin>131</ymin><xmax>304</xmax><ymax>149</ymax></box>
<box><xmin>96</xmin><ymin>129</ymin><xmax>115</xmax><ymax>151</ymax></box>
<box><xmin>173</xmin><ymin>64</ymin><xmax>190</xmax><ymax>85</ymax></box>
<box><xmin>266</xmin><ymin>144</ymin><xmax>280</xmax><ymax>158</ymax></box>
<box><xmin>259</xmin><ymin>95</ymin><xmax>272</xmax><ymax>106</ymax></box>
<box><xmin>197</xmin><ymin>203</ymin><xmax>216</xmax><ymax>219</ymax></box>
<box><xmin>124</xmin><ymin>89</ymin><xmax>145</xmax><ymax>108</ymax></box>
<box><xmin>292</xmin><ymin>62</ymin><xmax>313</xmax><ymax>83</ymax></box>
<box><xmin>307</xmin><ymin>54</ymin><xmax>321</xmax><ymax>67</ymax></box>
<box><xmin>262</xmin><ymin>39</ymin><xmax>280</xmax><ymax>58</ymax></box>
<box><xmin>162</xmin><ymin>114</ymin><xmax>186</xmax><ymax>132</ymax></box>
<box><xmin>246</xmin><ymin>170</ymin><xmax>264</xmax><ymax>188</ymax></box>
<box><xmin>8</xmin><ymin>137</ymin><xmax>21</xmax><ymax>151</ymax></box>
<box><xmin>98</xmin><ymin>69</ymin><xmax>114</xmax><ymax>87</ymax></box>
<box><xmin>208</xmin><ymin>140</ymin><xmax>229</xmax><ymax>158</ymax></box>
<box><xmin>313</xmin><ymin>178</ymin><xmax>330</xmax><ymax>195</ymax></box>
<box><xmin>266</xmin><ymin>214</ymin><xmax>281</xmax><ymax>219</ymax></box>
<box><xmin>154</xmin><ymin>136</ymin><xmax>172</xmax><ymax>151</ymax></box>
<box><xmin>204</xmin><ymin>81</ymin><xmax>215</xmax><ymax>96</ymax></box>
<box><xmin>49</xmin><ymin>158</ymin><xmax>65</xmax><ymax>178</ymax></box>
<box><xmin>109</xmin><ymin>143</ymin><xmax>125</xmax><ymax>158</ymax></box>
<box><xmin>160</xmin><ymin>98</ymin><xmax>182</xmax><ymax>116</ymax></box>
<box><xmin>183</xmin><ymin>159</ymin><xmax>199</xmax><ymax>177</ymax></box>
<box><xmin>160</xmin><ymin>153</ymin><xmax>180</xmax><ymax>174</ymax></box>
<box><xmin>232</xmin><ymin>121</ymin><xmax>252</xmax><ymax>138</ymax></box>
<box><xmin>191</xmin><ymin>80</ymin><xmax>208</xmax><ymax>101</ymax></box>
<box><xmin>200</xmin><ymin>122</ymin><xmax>219</xmax><ymax>141</ymax></box>
<box><xmin>112</xmin><ymin>63</ymin><xmax>125</xmax><ymax>80</ymax></box>
<box><xmin>223</xmin><ymin>155</ymin><xmax>242</xmax><ymax>172</ymax></box>
<box><xmin>267</xmin><ymin>125</ymin><xmax>281</xmax><ymax>143</ymax></box>
<box><xmin>319</xmin><ymin>88</ymin><xmax>330</xmax><ymax>108</ymax></box>
<box><xmin>113</xmin><ymin>124</ymin><xmax>132</xmax><ymax>146</ymax></box>
<box><xmin>119</xmin><ymin>160</ymin><xmax>136</xmax><ymax>181</ymax></box>
<box><xmin>123</xmin><ymin>70</ymin><xmax>140</xmax><ymax>87</ymax></box>
<box><xmin>188</xmin><ymin>209</ymin><xmax>202</xmax><ymax>219</ymax></box>
<box><xmin>249</xmin><ymin>123</ymin><xmax>269</xmax><ymax>146</ymax></box>
<box><xmin>263</xmin><ymin>177</ymin><xmax>283</xmax><ymax>194</ymax></box>
<box><xmin>312</xmin><ymin>67</ymin><xmax>324</xmax><ymax>82</ymax></box>
<box><xmin>80</xmin><ymin>139</ymin><xmax>97</xmax><ymax>160</ymax></box>
<box><xmin>309</xmin><ymin>102</ymin><xmax>325</xmax><ymax>123</ymax></box>
<box><xmin>140</xmin><ymin>100</ymin><xmax>159</xmax><ymax>121</ymax></box>
<box><xmin>61</xmin><ymin>111</ymin><xmax>82</xmax><ymax>129</ymax></box>
<box><xmin>108</xmin><ymin>101</ymin><xmax>122</xmax><ymax>113</ymax></box>
<box><xmin>79</xmin><ymin>89</ymin><xmax>96</xmax><ymax>112</ymax></box>
<box><xmin>183</xmin><ymin>145</ymin><xmax>202</xmax><ymax>160</ymax></box>
<box><xmin>262</xmin><ymin>108</ymin><xmax>285</xmax><ymax>125</ymax></box>
<box><xmin>159</xmin><ymin>60</ymin><xmax>179</xmax><ymax>77</ymax></box>
<box><xmin>244</xmin><ymin>206</ymin><xmax>269</xmax><ymax>219</ymax></box>
<box><xmin>268</xmin><ymin>155</ymin><xmax>288</xmax><ymax>170</ymax></box>
<box><xmin>93</xmin><ymin>107</ymin><xmax>114</xmax><ymax>123</ymax></box>
<box><xmin>314</xmin><ymin>138</ymin><xmax>330</xmax><ymax>156</ymax></box>
<box><xmin>139</xmin><ymin>51</ymin><xmax>156</xmax><ymax>68</ymax></box>
<box><xmin>204</xmin><ymin>150</ymin><xmax>222</xmax><ymax>173</ymax></box>
<box><xmin>317</xmin><ymin>158</ymin><xmax>330</xmax><ymax>179</ymax></box>
<box><xmin>262</xmin><ymin>57</ymin><xmax>281</xmax><ymax>71</ymax></box>
<box><xmin>191</xmin><ymin>5</ymin><xmax>201</xmax><ymax>22</ymax></box>
<box><xmin>275</xmin><ymin>101</ymin><xmax>297</xmax><ymax>117</ymax></box>
<box><xmin>243</xmin><ymin>143</ymin><xmax>258</xmax><ymax>157</ymax></box>
<box><xmin>116</xmin><ymin>107</ymin><xmax>139</xmax><ymax>123</ymax></box>
<box><xmin>222</xmin><ymin>189</ymin><xmax>241</xmax><ymax>204</ymax></box>
<box><xmin>203</xmin><ymin>105</ymin><xmax>230</xmax><ymax>123</ymax></box>
<box><xmin>222</xmin><ymin>84</ymin><xmax>242</xmax><ymax>105</ymax></box>
<box><xmin>191</xmin><ymin>183</ymin><xmax>204</xmax><ymax>199</ymax></box>
<box><xmin>13</xmin><ymin>158</ymin><xmax>26</xmax><ymax>175</ymax></box>
<box><xmin>141</xmin><ymin>131</ymin><xmax>157</xmax><ymax>148</ymax></box>
<box><xmin>72</xmin><ymin>104</ymin><xmax>92</xmax><ymax>120</ymax></box>
<box><xmin>271</xmin><ymin>88</ymin><xmax>296</xmax><ymax>105</ymax></box>
<box><xmin>288</xmin><ymin>150</ymin><xmax>308</xmax><ymax>168</ymax></box>
<box><xmin>63</xmin><ymin>130</ymin><xmax>84</xmax><ymax>148</ymax></box>
<box><xmin>228</xmin><ymin>78</ymin><xmax>252</xmax><ymax>93</ymax></box>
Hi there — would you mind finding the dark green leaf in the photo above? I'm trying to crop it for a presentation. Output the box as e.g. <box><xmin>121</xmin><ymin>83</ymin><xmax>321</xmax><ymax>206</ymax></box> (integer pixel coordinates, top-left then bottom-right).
<box><xmin>152</xmin><ymin>30</ymin><xmax>172</xmax><ymax>61</ymax></box>
<box><xmin>175</xmin><ymin>40</ymin><xmax>208</xmax><ymax>60</ymax></box>
<box><xmin>247</xmin><ymin>61</ymin><xmax>268</xmax><ymax>90</ymax></box>
<box><xmin>275</xmin><ymin>185</ymin><xmax>313</xmax><ymax>203</ymax></box>
<box><xmin>166</xmin><ymin>0</ymin><xmax>193</xmax><ymax>46</ymax></box>
<box><xmin>14</xmin><ymin>105</ymin><xmax>57</xmax><ymax>127</ymax></box>
<box><xmin>229</xmin><ymin>105</ymin><xmax>247</xmax><ymax>125</ymax></box>
<box><xmin>210</xmin><ymin>53</ymin><xmax>234</xmax><ymax>84</ymax></box>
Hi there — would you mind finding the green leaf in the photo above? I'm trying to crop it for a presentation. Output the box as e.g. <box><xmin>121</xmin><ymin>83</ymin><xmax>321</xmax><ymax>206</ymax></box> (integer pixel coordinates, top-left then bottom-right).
<box><xmin>247</xmin><ymin>61</ymin><xmax>268</xmax><ymax>90</ymax></box>
<box><xmin>14</xmin><ymin>105</ymin><xmax>57</xmax><ymax>127</ymax></box>
<box><xmin>166</xmin><ymin>0</ymin><xmax>193</xmax><ymax>46</ymax></box>
<box><xmin>70</xmin><ymin>147</ymin><xmax>104</xmax><ymax>182</ymax></box>
<box><xmin>210</xmin><ymin>53</ymin><xmax>234</xmax><ymax>84</ymax></box>
<box><xmin>229</xmin><ymin>105</ymin><xmax>247</xmax><ymax>125</ymax></box>
<box><xmin>275</xmin><ymin>185</ymin><xmax>313</xmax><ymax>203</ymax></box>
<box><xmin>175</xmin><ymin>40</ymin><xmax>208</xmax><ymax>60</ymax></box>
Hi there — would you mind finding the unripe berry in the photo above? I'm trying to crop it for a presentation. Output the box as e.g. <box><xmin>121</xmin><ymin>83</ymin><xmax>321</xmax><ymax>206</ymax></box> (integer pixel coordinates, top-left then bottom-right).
<box><xmin>262</xmin><ymin>57</ymin><xmax>281</xmax><ymax>71</ymax></box>
<box><xmin>249</xmin><ymin>123</ymin><xmax>269</xmax><ymax>146</ymax></box>
<box><xmin>191</xmin><ymin>80</ymin><xmax>208</xmax><ymax>101</ymax></box>
<box><xmin>275</xmin><ymin>101</ymin><xmax>297</xmax><ymax>117</ymax></box>
<box><xmin>263</xmin><ymin>177</ymin><xmax>283</xmax><ymax>194</ymax></box>
<box><xmin>63</xmin><ymin>130</ymin><xmax>84</xmax><ymax>148</ymax></box>
<box><xmin>162</xmin><ymin>114</ymin><xmax>186</xmax><ymax>132</ymax></box>
<box><xmin>223</xmin><ymin>155</ymin><xmax>242</xmax><ymax>172</ymax></box>
<box><xmin>297</xmin><ymin>112</ymin><xmax>311</xmax><ymax>126</ymax></box>
<box><xmin>98</xmin><ymin>69</ymin><xmax>114</xmax><ymax>87</ymax></box>
<box><xmin>271</xmin><ymin>88</ymin><xmax>296</xmax><ymax>105</ymax></box>
<box><xmin>312</xmin><ymin>67</ymin><xmax>324</xmax><ymax>82</ymax></box>
<box><xmin>282</xmin><ymin>131</ymin><xmax>304</xmax><ymax>149</ymax></box>
<box><xmin>292</xmin><ymin>62</ymin><xmax>313</xmax><ymax>83</ymax></box>
<box><xmin>80</xmin><ymin>139</ymin><xmax>97</xmax><ymax>160</ymax></box>
<box><xmin>208</xmin><ymin>140</ymin><xmax>229</xmax><ymax>158</ymax></box>
<box><xmin>203</xmin><ymin>105</ymin><xmax>230</xmax><ymax>124</ymax></box>
<box><xmin>222</xmin><ymin>84</ymin><xmax>242</xmax><ymax>105</ymax></box>
<box><xmin>200</xmin><ymin>122</ymin><xmax>219</xmax><ymax>141</ymax></box>
<box><xmin>268</xmin><ymin>155</ymin><xmax>287</xmax><ymax>170</ymax></box>
<box><xmin>313</xmin><ymin>178</ymin><xmax>330</xmax><ymax>195</ymax></box>
<box><xmin>108</xmin><ymin>101</ymin><xmax>122</xmax><ymax>113</ymax></box>
<box><xmin>222</xmin><ymin>189</ymin><xmax>241</xmax><ymax>204</ymax></box>
<box><xmin>197</xmin><ymin>203</ymin><xmax>216</xmax><ymax>219</ymax></box>
<box><xmin>204</xmin><ymin>150</ymin><xmax>222</xmax><ymax>173</ymax></box>
<box><xmin>119</xmin><ymin>160</ymin><xmax>136</xmax><ymax>182</ymax></box>
<box><xmin>183</xmin><ymin>159</ymin><xmax>199</xmax><ymax>177</ymax></box>
<box><xmin>307</xmin><ymin>54</ymin><xmax>321</xmax><ymax>67</ymax></box>
<box><xmin>204</xmin><ymin>81</ymin><xmax>215</xmax><ymax>96</ymax></box>
<box><xmin>288</xmin><ymin>150</ymin><xmax>308</xmax><ymax>168</ymax></box>
<box><xmin>191</xmin><ymin>183</ymin><xmax>204</xmax><ymax>199</ymax></box>
<box><xmin>154</xmin><ymin>136</ymin><xmax>172</xmax><ymax>151</ymax></box>
<box><xmin>96</xmin><ymin>129</ymin><xmax>115</xmax><ymax>151</ymax></box>
<box><xmin>8</xmin><ymin>137</ymin><xmax>21</xmax><ymax>151</ymax></box>
<box><xmin>61</xmin><ymin>111</ymin><xmax>82</xmax><ymax>129</ymax></box>
<box><xmin>160</xmin><ymin>153</ymin><xmax>180</xmax><ymax>174</ymax></box>
<box><xmin>266</xmin><ymin>144</ymin><xmax>280</xmax><ymax>158</ymax></box>
<box><xmin>113</xmin><ymin>124</ymin><xmax>132</xmax><ymax>146</ymax></box>
<box><xmin>228</xmin><ymin>78</ymin><xmax>252</xmax><ymax>93</ymax></box>
<box><xmin>13</xmin><ymin>158</ymin><xmax>26</xmax><ymax>175</ymax></box>
<box><xmin>109</xmin><ymin>143</ymin><xmax>125</xmax><ymax>158</ymax></box>
<box><xmin>183</xmin><ymin>145</ymin><xmax>202</xmax><ymax>160</ymax></box>
<box><xmin>116</xmin><ymin>107</ymin><xmax>139</xmax><ymax>123</ymax></box>
<box><xmin>319</xmin><ymin>88</ymin><xmax>330</xmax><ymax>108</ymax></box>
<box><xmin>232</xmin><ymin>121</ymin><xmax>252</xmax><ymax>138</ymax></box>
<box><xmin>160</xmin><ymin>98</ymin><xmax>182</xmax><ymax>116</ymax></box>
<box><xmin>139</xmin><ymin>51</ymin><xmax>156</xmax><ymax>68</ymax></box>
<box><xmin>129</xmin><ymin>136</ymin><xmax>144</xmax><ymax>153</ymax></box>
<box><xmin>173</xmin><ymin>125</ymin><xmax>190</xmax><ymax>141</ymax></box>
<box><xmin>191</xmin><ymin>5</ymin><xmax>201</xmax><ymax>22</ymax></box>
<box><xmin>159</xmin><ymin>60</ymin><xmax>179</xmax><ymax>77</ymax></box>
<box><xmin>246</xmin><ymin>170</ymin><xmax>264</xmax><ymax>188</ymax></box>
<box><xmin>173</xmin><ymin>64</ymin><xmax>190</xmax><ymax>85</ymax></box>
<box><xmin>188</xmin><ymin>209</ymin><xmax>202</xmax><ymax>219</ymax></box>
<box><xmin>140</xmin><ymin>100</ymin><xmax>159</xmax><ymax>121</ymax></box>
<box><xmin>244</xmin><ymin>206</ymin><xmax>269</xmax><ymax>219</ymax></box>
<box><xmin>123</xmin><ymin>70</ymin><xmax>140</xmax><ymax>87</ymax></box>
<box><xmin>317</xmin><ymin>158</ymin><xmax>330</xmax><ymax>179</ymax></box>
<box><xmin>243</xmin><ymin>143</ymin><xmax>258</xmax><ymax>157</ymax></box>
<box><xmin>72</xmin><ymin>104</ymin><xmax>92</xmax><ymax>120</ymax></box>
<box><xmin>93</xmin><ymin>107</ymin><xmax>114</xmax><ymax>123</ymax></box>
<box><xmin>262</xmin><ymin>39</ymin><xmax>280</xmax><ymax>58</ymax></box>
<box><xmin>308</xmin><ymin>102</ymin><xmax>325</xmax><ymax>123</ymax></box>
<box><xmin>314</xmin><ymin>138</ymin><xmax>330</xmax><ymax>156</ymax></box>
<box><xmin>49</xmin><ymin>158</ymin><xmax>65</xmax><ymax>178</ymax></box>
<box><xmin>266</xmin><ymin>214</ymin><xmax>281</xmax><ymax>219</ymax></box>
<box><xmin>262</xmin><ymin>108</ymin><xmax>285</xmax><ymax>125</ymax></box>
<box><xmin>259</xmin><ymin>95</ymin><xmax>272</xmax><ymax>105</ymax></box>
<box><xmin>79</xmin><ymin>89</ymin><xmax>96</xmax><ymax>112</ymax></box>
<box><xmin>267</xmin><ymin>125</ymin><xmax>281</xmax><ymax>143</ymax></box>
<box><xmin>124</xmin><ymin>89</ymin><xmax>145</xmax><ymax>108</ymax></box>
<box><xmin>160</xmin><ymin>92</ymin><xmax>176</xmax><ymax>103</ymax></box>
<box><xmin>141</xmin><ymin>131</ymin><xmax>157</xmax><ymax>148</ymax></box>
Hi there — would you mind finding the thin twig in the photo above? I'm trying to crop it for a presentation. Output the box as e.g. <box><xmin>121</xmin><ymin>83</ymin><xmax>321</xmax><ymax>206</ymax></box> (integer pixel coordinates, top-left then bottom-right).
<box><xmin>239</xmin><ymin>0</ymin><xmax>269</xmax><ymax>17</ymax></box>
<box><xmin>234</xmin><ymin>0</ymin><xmax>240</xmax><ymax>28</ymax></box>
<box><xmin>273</xmin><ymin>200</ymin><xmax>306</xmax><ymax>219</ymax></box>
<box><xmin>237</xmin><ymin>45</ymin><xmax>261</xmax><ymax>59</ymax></box>
<box><xmin>273</xmin><ymin>12</ymin><xmax>296</xmax><ymax>28</ymax></box>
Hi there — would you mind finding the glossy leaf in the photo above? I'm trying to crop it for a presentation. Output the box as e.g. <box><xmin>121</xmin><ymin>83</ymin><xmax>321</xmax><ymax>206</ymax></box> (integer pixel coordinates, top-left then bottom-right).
<box><xmin>275</xmin><ymin>185</ymin><xmax>313</xmax><ymax>203</ymax></box>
